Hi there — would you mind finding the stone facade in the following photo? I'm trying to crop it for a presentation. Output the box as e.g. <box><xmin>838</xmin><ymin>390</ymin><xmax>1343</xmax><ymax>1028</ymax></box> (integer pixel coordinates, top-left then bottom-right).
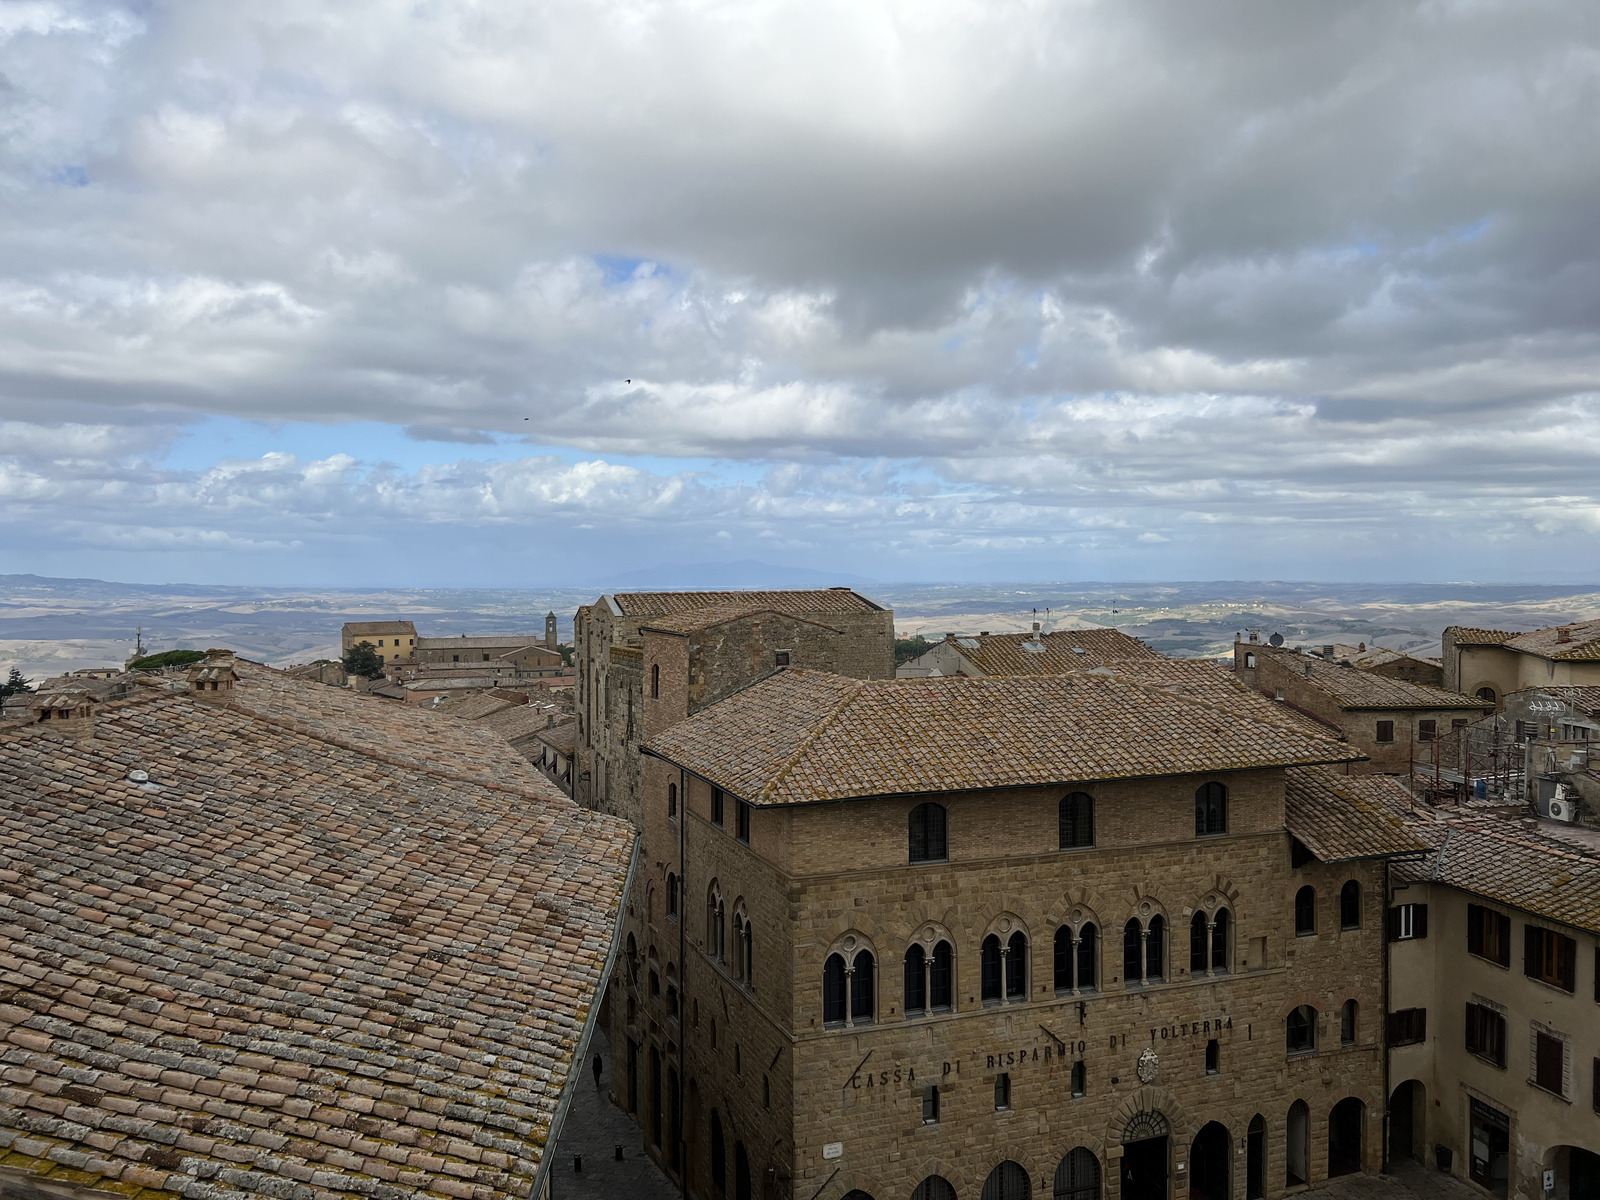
<box><xmin>615</xmin><ymin>754</ymin><xmax>1393</xmax><ymax>1200</ymax></box>
<box><xmin>1234</xmin><ymin>642</ymin><xmax>1491</xmax><ymax>776</ymax></box>
<box><xmin>573</xmin><ymin>591</ymin><xmax>894</xmax><ymax>826</ymax></box>
<box><xmin>340</xmin><ymin>619</ymin><xmax>416</xmax><ymax>665</ymax></box>
<box><xmin>1443</xmin><ymin>623</ymin><xmax>1600</xmax><ymax>708</ymax></box>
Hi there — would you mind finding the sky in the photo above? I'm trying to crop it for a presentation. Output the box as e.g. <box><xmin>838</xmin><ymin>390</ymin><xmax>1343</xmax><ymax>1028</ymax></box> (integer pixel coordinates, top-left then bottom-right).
<box><xmin>2</xmin><ymin>0</ymin><xmax>1600</xmax><ymax>587</ymax></box>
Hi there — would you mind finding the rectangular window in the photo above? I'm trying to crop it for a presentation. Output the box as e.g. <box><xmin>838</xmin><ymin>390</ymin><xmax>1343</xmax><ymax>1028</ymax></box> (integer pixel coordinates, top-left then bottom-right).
<box><xmin>1376</xmin><ymin>720</ymin><xmax>1395</xmax><ymax>743</ymax></box>
<box><xmin>1070</xmin><ymin>1060</ymin><xmax>1086</xmax><ymax>1097</ymax></box>
<box><xmin>1389</xmin><ymin>1008</ymin><xmax>1427</xmax><ymax>1047</ymax></box>
<box><xmin>922</xmin><ymin>1085</ymin><xmax>939</xmax><ymax>1124</ymax></box>
<box><xmin>1464</xmin><ymin>1004</ymin><xmax>1505</xmax><ymax>1067</ymax></box>
<box><xmin>737</xmin><ymin>800</ymin><xmax>751</xmax><ymax>845</ymax></box>
<box><xmin>1534</xmin><ymin>1031</ymin><xmax>1565</xmax><ymax>1096</ymax></box>
<box><xmin>994</xmin><ymin>1073</ymin><xmax>1010</xmax><ymax>1111</ymax></box>
<box><xmin>1524</xmin><ymin>926</ymin><xmax>1576</xmax><ymax>992</ymax></box>
<box><xmin>1418</xmin><ymin>719</ymin><xmax>1436</xmax><ymax>742</ymax></box>
<box><xmin>1388</xmin><ymin>903</ymin><xmax>1427</xmax><ymax>941</ymax></box>
<box><xmin>712</xmin><ymin>788</ymin><xmax>724</xmax><ymax>827</ymax></box>
<box><xmin>1452</xmin><ymin>718</ymin><xmax>1468</xmax><ymax>730</ymax></box>
<box><xmin>1205</xmin><ymin>1039</ymin><xmax>1219</xmax><ymax>1074</ymax></box>
<box><xmin>1467</xmin><ymin>904</ymin><xmax>1512</xmax><ymax>967</ymax></box>
<box><xmin>774</xmin><ymin>650</ymin><xmax>790</xmax><ymax>666</ymax></box>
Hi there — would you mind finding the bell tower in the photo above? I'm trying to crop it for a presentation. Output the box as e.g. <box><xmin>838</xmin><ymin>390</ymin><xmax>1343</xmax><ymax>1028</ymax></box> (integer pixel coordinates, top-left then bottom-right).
<box><xmin>545</xmin><ymin>611</ymin><xmax>558</xmax><ymax>649</ymax></box>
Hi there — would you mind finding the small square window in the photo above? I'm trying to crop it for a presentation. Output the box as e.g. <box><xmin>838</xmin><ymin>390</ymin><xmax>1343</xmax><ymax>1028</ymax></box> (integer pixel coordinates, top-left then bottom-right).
<box><xmin>1418</xmin><ymin>719</ymin><xmax>1436</xmax><ymax>742</ymax></box>
<box><xmin>774</xmin><ymin>650</ymin><xmax>790</xmax><ymax>667</ymax></box>
<box><xmin>1376</xmin><ymin>720</ymin><xmax>1395</xmax><ymax>743</ymax></box>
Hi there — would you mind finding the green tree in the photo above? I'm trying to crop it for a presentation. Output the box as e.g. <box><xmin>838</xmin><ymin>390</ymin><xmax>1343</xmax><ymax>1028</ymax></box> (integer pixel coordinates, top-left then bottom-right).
<box><xmin>894</xmin><ymin>635</ymin><xmax>932</xmax><ymax>666</ymax></box>
<box><xmin>129</xmin><ymin>649</ymin><xmax>207</xmax><ymax>671</ymax></box>
<box><xmin>342</xmin><ymin>641</ymin><xmax>386</xmax><ymax>679</ymax></box>
<box><xmin>0</xmin><ymin>668</ymin><xmax>33</xmax><ymax>699</ymax></box>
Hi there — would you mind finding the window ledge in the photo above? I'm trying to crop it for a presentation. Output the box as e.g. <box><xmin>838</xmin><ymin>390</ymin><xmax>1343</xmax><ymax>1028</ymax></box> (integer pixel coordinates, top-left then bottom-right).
<box><xmin>1286</xmin><ymin>1048</ymin><xmax>1318</xmax><ymax>1058</ymax></box>
<box><xmin>1527</xmin><ymin>1081</ymin><xmax>1570</xmax><ymax>1103</ymax></box>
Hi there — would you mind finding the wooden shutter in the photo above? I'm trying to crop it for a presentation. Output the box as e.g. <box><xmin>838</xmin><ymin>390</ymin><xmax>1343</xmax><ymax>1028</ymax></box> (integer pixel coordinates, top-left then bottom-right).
<box><xmin>1525</xmin><ymin>926</ymin><xmax>1539</xmax><ymax>978</ymax></box>
<box><xmin>1387</xmin><ymin>906</ymin><xmax>1401</xmax><ymax>941</ymax></box>
<box><xmin>1413</xmin><ymin>904</ymin><xmax>1428</xmax><ymax>938</ymax></box>
<box><xmin>1467</xmin><ymin>905</ymin><xmax>1483</xmax><ymax>957</ymax></box>
<box><xmin>1560</xmin><ymin>936</ymin><xmax>1577</xmax><ymax>992</ymax></box>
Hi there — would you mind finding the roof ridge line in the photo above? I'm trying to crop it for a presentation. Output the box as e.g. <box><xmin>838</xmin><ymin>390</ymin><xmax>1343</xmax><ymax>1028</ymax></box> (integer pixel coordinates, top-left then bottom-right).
<box><xmin>756</xmin><ymin>675</ymin><xmax>867</xmax><ymax>804</ymax></box>
<box><xmin>221</xmin><ymin>694</ymin><xmax>572</xmax><ymax>808</ymax></box>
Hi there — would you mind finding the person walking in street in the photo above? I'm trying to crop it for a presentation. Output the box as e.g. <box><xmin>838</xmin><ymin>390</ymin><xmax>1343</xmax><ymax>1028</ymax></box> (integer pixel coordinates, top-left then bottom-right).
<box><xmin>592</xmin><ymin>1052</ymin><xmax>602</xmax><ymax>1089</ymax></box>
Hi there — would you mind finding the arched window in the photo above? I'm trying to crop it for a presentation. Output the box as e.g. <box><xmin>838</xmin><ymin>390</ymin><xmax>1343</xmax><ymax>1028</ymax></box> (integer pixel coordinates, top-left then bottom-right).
<box><xmin>1340</xmin><ymin>880</ymin><xmax>1361</xmax><ymax>929</ymax></box>
<box><xmin>1287</xmin><ymin>1005</ymin><xmax>1317</xmax><ymax>1054</ymax></box>
<box><xmin>904</xmin><ymin>944</ymin><xmax>927</xmax><ymax>1014</ymax></box>
<box><xmin>1054</xmin><ymin>926</ymin><xmax>1073</xmax><ymax>991</ymax></box>
<box><xmin>931</xmin><ymin>940</ymin><xmax>954</xmax><ymax>1010</ymax></box>
<box><xmin>667</xmin><ymin>873</ymin><xmax>678</xmax><ymax>919</ymax></box>
<box><xmin>823</xmin><ymin>954</ymin><xmax>847</xmax><ymax>1025</ymax></box>
<box><xmin>1146</xmin><ymin>915</ymin><xmax>1165</xmax><ymax>981</ymax></box>
<box><xmin>1055</xmin><ymin>1148</ymin><xmax>1101</xmax><ymax>1200</ymax></box>
<box><xmin>1340</xmin><ymin>999</ymin><xmax>1357</xmax><ymax>1046</ymax></box>
<box><xmin>1122</xmin><ymin>919</ymin><xmax>1142</xmax><ymax>984</ymax></box>
<box><xmin>1059</xmin><ymin>792</ymin><xmax>1094</xmax><ymax>849</ymax></box>
<box><xmin>1286</xmin><ymin>1100</ymin><xmax>1309</xmax><ymax>1187</ymax></box>
<box><xmin>1476</xmin><ymin>686</ymin><xmax>1496</xmax><ymax>705</ymax></box>
<box><xmin>667</xmin><ymin>782</ymin><xmax>677</xmax><ymax>819</ymax></box>
<box><xmin>710</xmin><ymin>1108</ymin><xmax>725</xmax><ymax>1191</ymax></box>
<box><xmin>1212</xmin><ymin>908</ymin><xmax>1230</xmax><ymax>972</ymax></box>
<box><xmin>912</xmin><ymin>1178</ymin><xmax>957</xmax><ymax>1200</ymax></box>
<box><xmin>1005</xmin><ymin>931</ymin><xmax>1027</xmax><ymax>999</ymax></box>
<box><xmin>909</xmin><ymin>803</ymin><xmax>947</xmax><ymax>863</ymax></box>
<box><xmin>1077</xmin><ymin>923</ymin><xmax>1098</xmax><ymax>991</ymax></box>
<box><xmin>733</xmin><ymin>904</ymin><xmax>753</xmax><ymax>988</ymax></box>
<box><xmin>1295</xmin><ymin>886</ymin><xmax>1316</xmax><ymax>936</ymax></box>
<box><xmin>981</xmin><ymin>1160</ymin><xmax>1032</xmax><ymax>1200</ymax></box>
<box><xmin>1195</xmin><ymin>781</ymin><xmax>1228</xmax><ymax>836</ymax></box>
<box><xmin>1247</xmin><ymin>1114</ymin><xmax>1266</xmax><ymax>1199</ymax></box>
<box><xmin>706</xmin><ymin>883</ymin><xmax>725</xmax><ymax>959</ymax></box>
<box><xmin>1191</xmin><ymin>908</ymin><xmax>1230</xmax><ymax>974</ymax></box>
<box><xmin>626</xmin><ymin>931</ymin><xmax>638</xmax><ymax>983</ymax></box>
<box><xmin>981</xmin><ymin>934</ymin><xmax>1003</xmax><ymax>1002</ymax></box>
<box><xmin>651</xmin><ymin>663</ymin><xmax>660</xmax><ymax>699</ymax></box>
<box><xmin>1190</xmin><ymin>911</ymin><xmax>1208</xmax><ymax>974</ymax></box>
<box><xmin>850</xmin><ymin>950</ymin><xmax>875</xmax><ymax>1024</ymax></box>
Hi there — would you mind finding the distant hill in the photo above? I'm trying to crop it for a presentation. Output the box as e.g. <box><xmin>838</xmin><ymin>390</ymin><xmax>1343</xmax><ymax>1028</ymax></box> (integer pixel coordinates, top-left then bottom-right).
<box><xmin>599</xmin><ymin>560</ymin><xmax>876</xmax><ymax>590</ymax></box>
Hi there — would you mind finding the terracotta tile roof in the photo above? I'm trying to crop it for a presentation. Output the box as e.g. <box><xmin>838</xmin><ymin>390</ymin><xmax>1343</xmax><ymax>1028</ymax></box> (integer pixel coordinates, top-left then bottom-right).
<box><xmin>414</xmin><ymin>638</ymin><xmax>552</xmax><ymax>652</ymax></box>
<box><xmin>1254</xmin><ymin>645</ymin><xmax>1490</xmax><ymax>710</ymax></box>
<box><xmin>1452</xmin><ymin>621</ymin><xmax>1600</xmax><ymax>661</ymax></box>
<box><xmin>611</xmin><ymin>589</ymin><xmax>882</xmax><ymax>617</ymax></box>
<box><xmin>534</xmin><ymin>724</ymin><xmax>577</xmax><ymax>754</ymax></box>
<box><xmin>645</xmin><ymin>669</ymin><xmax>1360</xmax><ymax>806</ymax></box>
<box><xmin>475</xmin><ymin>706</ymin><xmax>558</xmax><ymax>743</ymax></box>
<box><xmin>1395</xmin><ymin>815</ymin><xmax>1600</xmax><ymax>934</ymax></box>
<box><xmin>1090</xmin><ymin>660</ymin><xmax>1341</xmax><ymax>737</ymax></box>
<box><xmin>434</xmin><ymin>694</ymin><xmax>515</xmax><ymax>721</ymax></box>
<box><xmin>341</xmin><ymin>621</ymin><xmax>416</xmax><ymax>637</ymax></box>
<box><xmin>1284</xmin><ymin>768</ymin><xmax>1430</xmax><ymax>861</ymax></box>
<box><xmin>1448</xmin><ymin>627</ymin><xmax>1520</xmax><ymax>646</ymax></box>
<box><xmin>638</xmin><ymin>604</ymin><xmax>845</xmax><ymax>636</ymax></box>
<box><xmin>0</xmin><ymin>669</ymin><xmax>635</xmax><ymax>1200</ymax></box>
<box><xmin>954</xmin><ymin>629</ymin><xmax>1162</xmax><ymax>675</ymax></box>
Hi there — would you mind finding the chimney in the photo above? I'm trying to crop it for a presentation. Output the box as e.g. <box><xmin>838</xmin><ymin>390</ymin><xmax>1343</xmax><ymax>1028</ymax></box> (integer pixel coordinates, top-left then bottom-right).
<box><xmin>1274</xmin><ymin>689</ymin><xmax>1285</xmax><ymax>702</ymax></box>
<box><xmin>1557</xmin><ymin>627</ymin><xmax>1572</xmax><ymax>643</ymax></box>
<box><xmin>1322</xmin><ymin>645</ymin><xmax>1336</xmax><ymax>659</ymax></box>
<box><xmin>31</xmin><ymin>690</ymin><xmax>97</xmax><ymax>739</ymax></box>
<box><xmin>188</xmin><ymin>649</ymin><xmax>240</xmax><ymax>701</ymax></box>
<box><xmin>1248</xmin><ymin>631</ymin><xmax>1259</xmax><ymax>644</ymax></box>
<box><xmin>1303</xmin><ymin>662</ymin><xmax>1313</xmax><ymax>678</ymax></box>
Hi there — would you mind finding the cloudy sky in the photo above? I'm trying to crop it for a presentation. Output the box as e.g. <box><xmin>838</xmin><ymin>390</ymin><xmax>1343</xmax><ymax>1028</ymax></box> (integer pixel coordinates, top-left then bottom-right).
<box><xmin>2</xmin><ymin>0</ymin><xmax>1599</xmax><ymax>587</ymax></box>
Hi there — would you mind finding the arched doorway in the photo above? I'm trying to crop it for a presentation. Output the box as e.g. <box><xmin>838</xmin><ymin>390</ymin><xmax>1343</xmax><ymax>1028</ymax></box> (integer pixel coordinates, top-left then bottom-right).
<box><xmin>1285</xmin><ymin>1101</ymin><xmax>1309</xmax><ymax>1188</ymax></box>
<box><xmin>1189</xmin><ymin>1122</ymin><xmax>1230</xmax><ymax>1200</ymax></box>
<box><xmin>1328</xmin><ymin>1098</ymin><xmax>1364</xmax><ymax>1177</ymax></box>
<box><xmin>1120</xmin><ymin>1111</ymin><xmax>1169</xmax><ymax>1200</ymax></box>
<box><xmin>734</xmin><ymin>1141</ymin><xmax>751</xmax><ymax>1200</ymax></box>
<box><xmin>912</xmin><ymin>1178</ymin><xmax>956</xmax><ymax>1200</ymax></box>
<box><xmin>1388</xmin><ymin>1080</ymin><xmax>1424</xmax><ymax>1163</ymax></box>
<box><xmin>982</xmin><ymin>1161</ymin><xmax>1031</xmax><ymax>1200</ymax></box>
<box><xmin>842</xmin><ymin>1192</ymin><xmax>877</xmax><ymax>1200</ymax></box>
<box><xmin>1246</xmin><ymin>1115</ymin><xmax>1265</xmax><ymax>1199</ymax></box>
<box><xmin>1545</xmin><ymin>1146</ymin><xmax>1600</xmax><ymax>1200</ymax></box>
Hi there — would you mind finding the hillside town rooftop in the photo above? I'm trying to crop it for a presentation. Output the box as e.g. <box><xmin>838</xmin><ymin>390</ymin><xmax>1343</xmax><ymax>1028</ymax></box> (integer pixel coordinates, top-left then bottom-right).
<box><xmin>644</xmin><ymin>668</ymin><xmax>1361</xmax><ymax>806</ymax></box>
<box><xmin>607</xmin><ymin>588</ymin><xmax>883</xmax><ymax>618</ymax></box>
<box><xmin>0</xmin><ymin>663</ymin><xmax>635</xmax><ymax>1200</ymax></box>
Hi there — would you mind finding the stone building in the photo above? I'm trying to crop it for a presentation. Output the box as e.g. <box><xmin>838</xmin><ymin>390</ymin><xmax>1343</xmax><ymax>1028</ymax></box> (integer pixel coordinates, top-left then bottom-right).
<box><xmin>340</xmin><ymin>618</ymin><xmax>416</xmax><ymax>665</ymax></box>
<box><xmin>1386</xmin><ymin>810</ymin><xmax>1600</xmax><ymax>1200</ymax></box>
<box><xmin>1233</xmin><ymin>640</ymin><xmax>1491</xmax><ymax>775</ymax></box>
<box><xmin>898</xmin><ymin>627</ymin><xmax>1160</xmax><ymax>678</ymax></box>
<box><xmin>1444</xmin><ymin>621</ymin><xmax>1600</xmax><ymax>708</ymax></box>
<box><xmin>414</xmin><ymin>634</ymin><xmax>564</xmax><ymax>674</ymax></box>
<box><xmin>573</xmin><ymin>589</ymin><xmax>894</xmax><ymax>825</ymax></box>
<box><xmin>614</xmin><ymin>666</ymin><xmax>1424</xmax><ymax>1200</ymax></box>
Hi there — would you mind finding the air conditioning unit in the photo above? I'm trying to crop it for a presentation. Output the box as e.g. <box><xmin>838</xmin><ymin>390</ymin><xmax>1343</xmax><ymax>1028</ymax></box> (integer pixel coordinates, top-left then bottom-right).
<box><xmin>1548</xmin><ymin>799</ymin><xmax>1575</xmax><ymax>823</ymax></box>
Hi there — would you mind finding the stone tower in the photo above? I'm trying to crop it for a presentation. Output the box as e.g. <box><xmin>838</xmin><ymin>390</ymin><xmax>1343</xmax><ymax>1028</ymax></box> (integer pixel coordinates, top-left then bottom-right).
<box><xmin>545</xmin><ymin>611</ymin><xmax>558</xmax><ymax>649</ymax></box>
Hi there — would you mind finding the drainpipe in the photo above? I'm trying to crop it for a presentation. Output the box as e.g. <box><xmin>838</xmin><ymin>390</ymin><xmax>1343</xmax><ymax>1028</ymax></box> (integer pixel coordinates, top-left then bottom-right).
<box><xmin>1381</xmin><ymin>856</ymin><xmax>1391</xmax><ymax>1175</ymax></box>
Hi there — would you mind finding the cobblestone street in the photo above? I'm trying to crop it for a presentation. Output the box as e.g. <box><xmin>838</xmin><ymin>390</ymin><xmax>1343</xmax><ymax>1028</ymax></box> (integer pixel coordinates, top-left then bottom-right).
<box><xmin>549</xmin><ymin>1027</ymin><xmax>679</xmax><ymax>1200</ymax></box>
<box><xmin>1285</xmin><ymin>1160</ymin><xmax>1483</xmax><ymax>1200</ymax></box>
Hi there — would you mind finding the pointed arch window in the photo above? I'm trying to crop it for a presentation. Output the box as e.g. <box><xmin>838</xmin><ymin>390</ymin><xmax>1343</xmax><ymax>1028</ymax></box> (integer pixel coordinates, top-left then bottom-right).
<box><xmin>1005</xmin><ymin>930</ymin><xmax>1028</xmax><ymax>999</ymax></box>
<box><xmin>904</xmin><ymin>943</ymin><xmax>927</xmax><ymax>1015</ymax></box>
<box><xmin>981</xmin><ymin>934</ymin><xmax>1003</xmax><ymax>1003</ymax></box>
<box><xmin>823</xmin><ymin>954</ymin><xmax>847</xmax><ymax>1025</ymax></box>
<box><xmin>930</xmin><ymin>940</ymin><xmax>954</xmax><ymax>1010</ymax></box>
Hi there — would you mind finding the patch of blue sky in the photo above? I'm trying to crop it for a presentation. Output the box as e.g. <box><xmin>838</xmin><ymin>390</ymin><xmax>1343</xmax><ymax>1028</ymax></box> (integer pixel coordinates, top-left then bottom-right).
<box><xmin>50</xmin><ymin>166</ymin><xmax>89</xmax><ymax>187</ymax></box>
<box><xmin>594</xmin><ymin>254</ymin><xmax>667</xmax><ymax>286</ymax></box>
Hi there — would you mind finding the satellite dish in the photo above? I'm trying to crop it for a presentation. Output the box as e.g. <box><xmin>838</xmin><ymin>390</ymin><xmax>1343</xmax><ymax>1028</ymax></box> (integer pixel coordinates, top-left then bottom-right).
<box><xmin>1268</xmin><ymin>633</ymin><xmax>1284</xmax><ymax>647</ymax></box>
